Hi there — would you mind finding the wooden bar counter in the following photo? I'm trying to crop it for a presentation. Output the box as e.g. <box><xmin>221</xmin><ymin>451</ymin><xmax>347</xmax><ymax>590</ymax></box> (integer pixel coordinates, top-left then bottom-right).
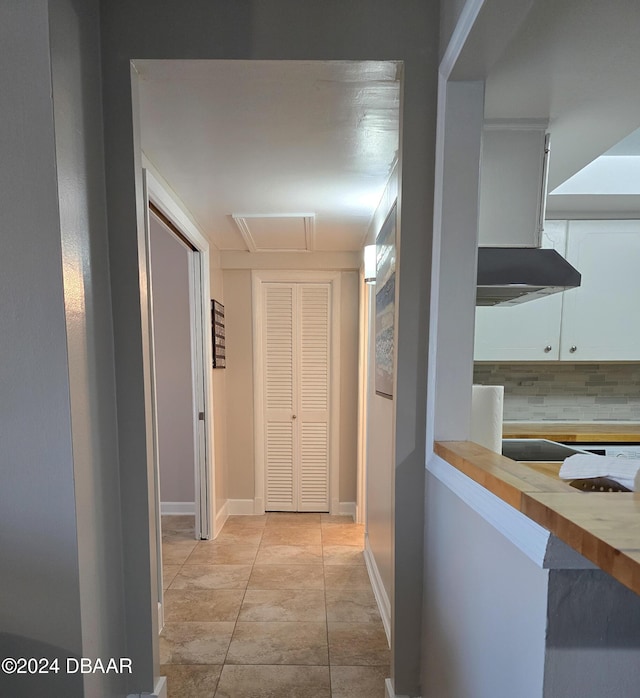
<box><xmin>434</xmin><ymin>440</ymin><xmax>640</xmax><ymax>596</ymax></box>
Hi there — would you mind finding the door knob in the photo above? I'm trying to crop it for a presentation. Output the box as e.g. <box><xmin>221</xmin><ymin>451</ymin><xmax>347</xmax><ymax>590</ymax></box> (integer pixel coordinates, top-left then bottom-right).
<box><xmin>569</xmin><ymin>345</ymin><xmax>577</xmax><ymax>353</ymax></box>
<box><xmin>292</xmin><ymin>415</ymin><xmax>297</xmax><ymax>420</ymax></box>
<box><xmin>544</xmin><ymin>345</ymin><xmax>552</xmax><ymax>353</ymax></box>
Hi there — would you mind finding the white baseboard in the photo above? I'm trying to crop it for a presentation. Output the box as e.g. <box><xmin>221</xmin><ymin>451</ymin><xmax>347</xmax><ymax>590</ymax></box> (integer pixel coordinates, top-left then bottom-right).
<box><xmin>364</xmin><ymin>534</ymin><xmax>391</xmax><ymax>645</ymax></box>
<box><xmin>384</xmin><ymin>678</ymin><xmax>413</xmax><ymax>698</ymax></box>
<box><xmin>228</xmin><ymin>499</ymin><xmax>257</xmax><ymax>515</ymax></box>
<box><xmin>127</xmin><ymin>675</ymin><xmax>167</xmax><ymax>698</ymax></box>
<box><xmin>339</xmin><ymin>501</ymin><xmax>356</xmax><ymax>520</ymax></box>
<box><xmin>214</xmin><ymin>500</ymin><xmax>229</xmax><ymax>537</ymax></box>
<box><xmin>160</xmin><ymin>501</ymin><xmax>195</xmax><ymax>515</ymax></box>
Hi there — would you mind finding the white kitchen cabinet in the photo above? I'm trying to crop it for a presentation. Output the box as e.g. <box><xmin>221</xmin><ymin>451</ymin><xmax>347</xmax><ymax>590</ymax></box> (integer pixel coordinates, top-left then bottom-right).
<box><xmin>559</xmin><ymin>220</ymin><xmax>640</xmax><ymax>360</ymax></box>
<box><xmin>474</xmin><ymin>221</ymin><xmax>566</xmax><ymax>361</ymax></box>
<box><xmin>474</xmin><ymin>220</ymin><xmax>640</xmax><ymax>361</ymax></box>
<box><xmin>478</xmin><ymin>125</ymin><xmax>548</xmax><ymax>247</ymax></box>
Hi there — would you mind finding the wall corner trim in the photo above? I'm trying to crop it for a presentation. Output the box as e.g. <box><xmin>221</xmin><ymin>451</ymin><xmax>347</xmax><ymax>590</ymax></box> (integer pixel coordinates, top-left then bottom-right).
<box><xmin>426</xmin><ymin>452</ymin><xmax>550</xmax><ymax>566</ymax></box>
<box><xmin>364</xmin><ymin>535</ymin><xmax>391</xmax><ymax>644</ymax></box>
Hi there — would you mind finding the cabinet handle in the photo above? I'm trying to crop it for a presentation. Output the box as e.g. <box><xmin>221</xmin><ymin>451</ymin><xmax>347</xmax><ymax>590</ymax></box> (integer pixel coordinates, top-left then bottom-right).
<box><xmin>544</xmin><ymin>345</ymin><xmax>552</xmax><ymax>353</ymax></box>
<box><xmin>292</xmin><ymin>415</ymin><xmax>297</xmax><ymax>420</ymax></box>
<box><xmin>570</xmin><ymin>345</ymin><xmax>577</xmax><ymax>353</ymax></box>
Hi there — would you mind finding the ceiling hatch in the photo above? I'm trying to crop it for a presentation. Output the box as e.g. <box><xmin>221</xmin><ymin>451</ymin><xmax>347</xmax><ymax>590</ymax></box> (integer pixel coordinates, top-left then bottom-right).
<box><xmin>232</xmin><ymin>213</ymin><xmax>316</xmax><ymax>252</ymax></box>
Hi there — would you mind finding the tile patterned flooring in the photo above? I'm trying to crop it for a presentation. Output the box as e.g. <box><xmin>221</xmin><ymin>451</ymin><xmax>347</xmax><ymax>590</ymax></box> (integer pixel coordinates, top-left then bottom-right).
<box><xmin>160</xmin><ymin>513</ymin><xmax>389</xmax><ymax>697</ymax></box>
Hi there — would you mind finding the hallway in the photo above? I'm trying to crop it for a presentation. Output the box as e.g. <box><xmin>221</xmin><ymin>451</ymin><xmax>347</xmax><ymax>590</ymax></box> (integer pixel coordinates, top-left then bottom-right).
<box><xmin>160</xmin><ymin>513</ymin><xmax>389</xmax><ymax>697</ymax></box>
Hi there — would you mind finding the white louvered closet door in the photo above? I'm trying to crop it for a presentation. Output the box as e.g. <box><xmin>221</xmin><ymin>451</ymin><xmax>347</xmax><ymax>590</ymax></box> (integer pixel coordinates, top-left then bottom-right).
<box><xmin>262</xmin><ymin>282</ymin><xmax>331</xmax><ymax>512</ymax></box>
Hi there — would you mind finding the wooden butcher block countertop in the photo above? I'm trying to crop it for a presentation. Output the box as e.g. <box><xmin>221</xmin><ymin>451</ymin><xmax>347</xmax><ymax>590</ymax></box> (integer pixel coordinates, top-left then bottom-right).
<box><xmin>502</xmin><ymin>422</ymin><xmax>640</xmax><ymax>443</ymax></box>
<box><xmin>434</xmin><ymin>441</ymin><xmax>640</xmax><ymax>596</ymax></box>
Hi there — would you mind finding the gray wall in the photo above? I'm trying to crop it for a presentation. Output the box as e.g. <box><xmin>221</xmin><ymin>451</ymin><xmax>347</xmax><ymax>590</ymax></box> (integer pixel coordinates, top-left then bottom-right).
<box><xmin>149</xmin><ymin>214</ymin><xmax>196</xmax><ymax>504</ymax></box>
<box><xmin>544</xmin><ymin>569</ymin><xmax>640</xmax><ymax>698</ymax></box>
<box><xmin>1</xmin><ymin>1</ymin><xmax>126</xmax><ymax>696</ymax></box>
<box><xmin>421</xmin><ymin>473</ymin><xmax>548</xmax><ymax>698</ymax></box>
<box><xmin>99</xmin><ymin>2</ymin><xmax>438</xmax><ymax>694</ymax></box>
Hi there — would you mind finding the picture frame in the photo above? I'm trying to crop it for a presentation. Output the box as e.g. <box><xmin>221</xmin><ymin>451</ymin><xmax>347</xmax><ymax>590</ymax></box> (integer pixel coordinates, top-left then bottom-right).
<box><xmin>211</xmin><ymin>299</ymin><xmax>226</xmax><ymax>368</ymax></box>
<box><xmin>374</xmin><ymin>203</ymin><xmax>397</xmax><ymax>399</ymax></box>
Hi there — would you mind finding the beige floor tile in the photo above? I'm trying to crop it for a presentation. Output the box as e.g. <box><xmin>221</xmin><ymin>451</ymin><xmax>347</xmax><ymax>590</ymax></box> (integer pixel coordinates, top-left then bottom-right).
<box><xmin>170</xmin><ymin>565</ymin><xmax>252</xmax><ymax>590</ymax></box>
<box><xmin>266</xmin><ymin>512</ymin><xmax>321</xmax><ymax>526</ymax></box>
<box><xmin>321</xmin><ymin>525</ymin><xmax>365</xmax><ymax>547</ymax></box>
<box><xmin>214</xmin><ymin>665</ymin><xmax>330</xmax><ymax>698</ymax></box>
<box><xmin>326</xmin><ymin>589</ymin><xmax>381</xmax><ymax>623</ymax></box>
<box><xmin>160</xmin><ymin>622</ymin><xmax>234</xmax><ymax>664</ymax></box>
<box><xmin>324</xmin><ymin>565</ymin><xmax>371</xmax><ymax>590</ymax></box>
<box><xmin>260</xmin><ymin>526</ymin><xmax>322</xmax><ymax>546</ymax></box>
<box><xmin>163</xmin><ymin>565</ymin><xmax>182</xmax><ymax>590</ymax></box>
<box><xmin>186</xmin><ymin>542</ymin><xmax>259</xmax><ymax>565</ymax></box>
<box><xmin>330</xmin><ymin>665</ymin><xmax>389</xmax><ymax>698</ymax></box>
<box><xmin>255</xmin><ymin>544</ymin><xmax>323</xmax><ymax>565</ymax></box>
<box><xmin>222</xmin><ymin>515</ymin><xmax>267</xmax><ymax>530</ymax></box>
<box><xmin>162</xmin><ymin>539</ymin><xmax>199</xmax><ymax>565</ymax></box>
<box><xmin>248</xmin><ymin>564</ymin><xmax>325</xmax><ymax>590</ymax></box>
<box><xmin>322</xmin><ymin>545</ymin><xmax>366</xmax><ymax>566</ymax></box>
<box><xmin>160</xmin><ymin>664</ymin><xmax>222</xmax><ymax>698</ymax></box>
<box><xmin>328</xmin><ymin>622</ymin><xmax>390</xmax><ymax>666</ymax></box>
<box><xmin>238</xmin><ymin>589</ymin><xmax>326</xmax><ymax>622</ymax></box>
<box><xmin>211</xmin><ymin>530</ymin><xmax>264</xmax><ymax>546</ymax></box>
<box><xmin>320</xmin><ymin>515</ymin><xmax>355</xmax><ymax>525</ymax></box>
<box><xmin>164</xmin><ymin>589</ymin><xmax>244</xmax><ymax>622</ymax></box>
<box><xmin>226</xmin><ymin>622</ymin><xmax>328</xmax><ymax>665</ymax></box>
<box><xmin>162</xmin><ymin>515</ymin><xmax>196</xmax><ymax>533</ymax></box>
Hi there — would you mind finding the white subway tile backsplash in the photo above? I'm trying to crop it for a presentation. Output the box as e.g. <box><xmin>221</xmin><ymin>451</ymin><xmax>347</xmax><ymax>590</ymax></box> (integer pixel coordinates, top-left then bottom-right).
<box><xmin>473</xmin><ymin>363</ymin><xmax>640</xmax><ymax>421</ymax></box>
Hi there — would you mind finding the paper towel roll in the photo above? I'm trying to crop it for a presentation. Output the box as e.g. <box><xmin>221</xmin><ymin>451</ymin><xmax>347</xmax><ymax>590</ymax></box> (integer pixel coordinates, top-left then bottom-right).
<box><xmin>471</xmin><ymin>385</ymin><xmax>504</xmax><ymax>454</ymax></box>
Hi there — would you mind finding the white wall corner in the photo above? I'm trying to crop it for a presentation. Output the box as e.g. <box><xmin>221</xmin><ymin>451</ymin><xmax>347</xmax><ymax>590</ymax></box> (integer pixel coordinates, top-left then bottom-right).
<box><xmin>227</xmin><ymin>499</ymin><xmax>256</xmax><ymax>516</ymax></box>
<box><xmin>364</xmin><ymin>535</ymin><xmax>391</xmax><ymax>645</ymax></box>
<box><xmin>214</xmin><ymin>499</ymin><xmax>229</xmax><ymax>537</ymax></box>
<box><xmin>160</xmin><ymin>501</ymin><xmax>195</xmax><ymax>516</ymax></box>
<box><xmin>384</xmin><ymin>677</ymin><xmax>414</xmax><ymax>698</ymax></box>
<box><xmin>339</xmin><ymin>501</ymin><xmax>356</xmax><ymax>520</ymax></box>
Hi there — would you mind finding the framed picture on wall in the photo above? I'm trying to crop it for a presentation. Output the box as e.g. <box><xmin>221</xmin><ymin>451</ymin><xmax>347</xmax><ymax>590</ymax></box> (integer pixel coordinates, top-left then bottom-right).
<box><xmin>211</xmin><ymin>299</ymin><xmax>226</xmax><ymax>368</ymax></box>
<box><xmin>375</xmin><ymin>203</ymin><xmax>397</xmax><ymax>399</ymax></box>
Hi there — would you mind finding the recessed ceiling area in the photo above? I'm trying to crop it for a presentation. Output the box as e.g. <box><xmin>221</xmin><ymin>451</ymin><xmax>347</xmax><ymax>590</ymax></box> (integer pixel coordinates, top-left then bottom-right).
<box><xmin>483</xmin><ymin>0</ymin><xmax>640</xmax><ymax>191</ymax></box>
<box><xmin>135</xmin><ymin>60</ymin><xmax>401</xmax><ymax>253</ymax></box>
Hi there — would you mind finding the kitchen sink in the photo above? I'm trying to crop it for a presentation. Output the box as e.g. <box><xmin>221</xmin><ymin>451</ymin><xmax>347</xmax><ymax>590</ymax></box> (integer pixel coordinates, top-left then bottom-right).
<box><xmin>501</xmin><ymin>438</ymin><xmax>588</xmax><ymax>462</ymax></box>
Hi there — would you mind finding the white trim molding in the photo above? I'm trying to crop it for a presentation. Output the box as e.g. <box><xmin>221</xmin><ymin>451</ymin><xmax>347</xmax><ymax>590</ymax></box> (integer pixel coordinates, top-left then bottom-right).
<box><xmin>364</xmin><ymin>535</ymin><xmax>391</xmax><ymax>644</ymax></box>
<box><xmin>228</xmin><ymin>499</ymin><xmax>257</xmax><ymax>516</ymax></box>
<box><xmin>339</xmin><ymin>501</ymin><xmax>356</xmax><ymax>520</ymax></box>
<box><xmin>160</xmin><ymin>502</ymin><xmax>196</xmax><ymax>516</ymax></box>
<box><xmin>384</xmin><ymin>678</ymin><xmax>413</xmax><ymax>698</ymax></box>
<box><xmin>214</xmin><ymin>500</ymin><xmax>229</xmax><ymax>537</ymax></box>
<box><xmin>426</xmin><ymin>452</ymin><xmax>550</xmax><ymax>566</ymax></box>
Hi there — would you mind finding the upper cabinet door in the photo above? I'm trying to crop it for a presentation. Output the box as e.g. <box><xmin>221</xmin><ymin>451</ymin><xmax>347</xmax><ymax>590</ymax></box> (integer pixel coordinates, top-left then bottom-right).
<box><xmin>478</xmin><ymin>126</ymin><xmax>548</xmax><ymax>247</ymax></box>
<box><xmin>559</xmin><ymin>220</ymin><xmax>640</xmax><ymax>361</ymax></box>
<box><xmin>474</xmin><ymin>221</ymin><xmax>567</xmax><ymax>361</ymax></box>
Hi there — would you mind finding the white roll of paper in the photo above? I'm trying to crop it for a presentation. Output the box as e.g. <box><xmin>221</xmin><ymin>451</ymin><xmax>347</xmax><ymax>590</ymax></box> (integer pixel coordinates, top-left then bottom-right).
<box><xmin>470</xmin><ymin>385</ymin><xmax>504</xmax><ymax>454</ymax></box>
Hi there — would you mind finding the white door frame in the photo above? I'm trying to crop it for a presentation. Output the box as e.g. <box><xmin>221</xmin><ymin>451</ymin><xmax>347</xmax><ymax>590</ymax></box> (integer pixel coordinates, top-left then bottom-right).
<box><xmin>143</xmin><ymin>168</ymin><xmax>216</xmax><ymax>543</ymax></box>
<box><xmin>252</xmin><ymin>269</ymin><xmax>342</xmax><ymax>515</ymax></box>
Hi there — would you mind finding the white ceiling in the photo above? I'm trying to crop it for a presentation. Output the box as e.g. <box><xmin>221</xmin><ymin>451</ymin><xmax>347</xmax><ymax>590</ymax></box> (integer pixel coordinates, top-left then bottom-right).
<box><xmin>484</xmin><ymin>0</ymin><xmax>640</xmax><ymax>191</ymax></box>
<box><xmin>135</xmin><ymin>60</ymin><xmax>400</xmax><ymax>252</ymax></box>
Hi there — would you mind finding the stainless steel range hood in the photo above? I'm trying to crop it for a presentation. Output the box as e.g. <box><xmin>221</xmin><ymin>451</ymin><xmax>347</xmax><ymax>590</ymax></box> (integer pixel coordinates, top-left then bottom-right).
<box><xmin>476</xmin><ymin>247</ymin><xmax>581</xmax><ymax>306</ymax></box>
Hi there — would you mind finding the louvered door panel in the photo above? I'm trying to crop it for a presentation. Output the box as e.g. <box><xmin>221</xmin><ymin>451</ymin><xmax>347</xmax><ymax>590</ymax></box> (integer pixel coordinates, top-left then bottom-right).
<box><xmin>297</xmin><ymin>284</ymin><xmax>330</xmax><ymax>511</ymax></box>
<box><xmin>263</xmin><ymin>284</ymin><xmax>296</xmax><ymax>511</ymax></box>
<box><xmin>266</xmin><ymin>421</ymin><xmax>295</xmax><ymax>510</ymax></box>
<box><xmin>262</xmin><ymin>281</ymin><xmax>331</xmax><ymax>513</ymax></box>
<box><xmin>299</xmin><ymin>422</ymin><xmax>329</xmax><ymax>510</ymax></box>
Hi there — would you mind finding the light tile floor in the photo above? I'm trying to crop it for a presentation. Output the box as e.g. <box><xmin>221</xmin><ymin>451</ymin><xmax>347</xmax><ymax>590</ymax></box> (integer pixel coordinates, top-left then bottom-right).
<box><xmin>160</xmin><ymin>513</ymin><xmax>389</xmax><ymax>697</ymax></box>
